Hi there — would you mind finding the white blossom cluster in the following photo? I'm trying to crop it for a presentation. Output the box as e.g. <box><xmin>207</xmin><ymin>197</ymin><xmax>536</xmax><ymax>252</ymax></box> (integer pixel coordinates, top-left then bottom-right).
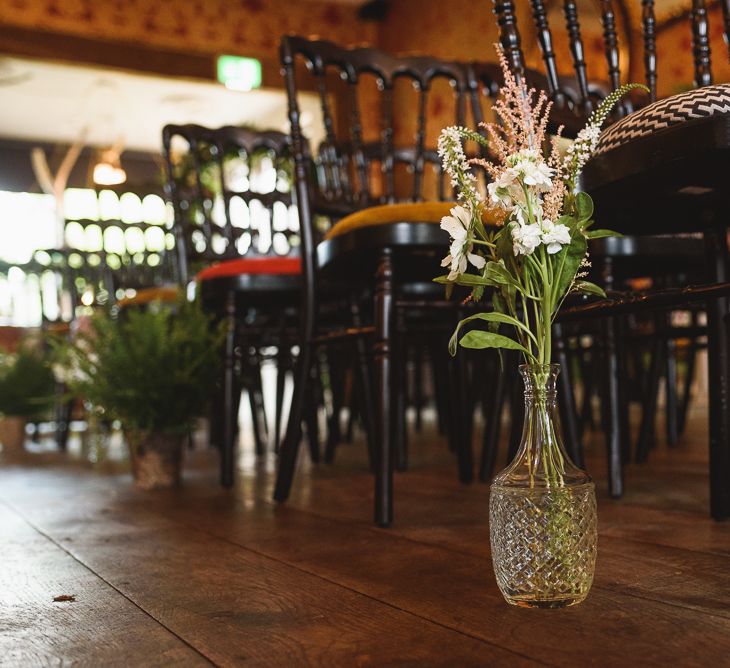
<box><xmin>437</xmin><ymin>126</ymin><xmax>482</xmax><ymax>206</ymax></box>
<box><xmin>487</xmin><ymin>149</ymin><xmax>571</xmax><ymax>257</ymax></box>
<box><xmin>562</xmin><ymin>124</ymin><xmax>601</xmax><ymax>187</ymax></box>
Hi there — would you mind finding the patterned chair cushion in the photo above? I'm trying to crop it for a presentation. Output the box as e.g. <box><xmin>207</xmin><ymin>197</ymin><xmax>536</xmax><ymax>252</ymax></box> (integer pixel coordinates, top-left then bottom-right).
<box><xmin>594</xmin><ymin>83</ymin><xmax>730</xmax><ymax>156</ymax></box>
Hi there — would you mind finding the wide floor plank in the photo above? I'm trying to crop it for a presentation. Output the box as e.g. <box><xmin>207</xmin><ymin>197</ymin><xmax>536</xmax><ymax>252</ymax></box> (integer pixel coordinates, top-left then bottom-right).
<box><xmin>0</xmin><ymin>504</ymin><xmax>208</xmax><ymax>667</ymax></box>
<box><xmin>1</xmin><ymin>401</ymin><xmax>728</xmax><ymax>667</ymax></box>
<box><xmin>0</xmin><ymin>473</ymin><xmax>528</xmax><ymax>667</ymax></box>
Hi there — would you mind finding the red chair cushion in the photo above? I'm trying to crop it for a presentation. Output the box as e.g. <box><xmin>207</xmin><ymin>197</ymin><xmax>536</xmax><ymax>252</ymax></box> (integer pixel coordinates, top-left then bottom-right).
<box><xmin>195</xmin><ymin>256</ymin><xmax>301</xmax><ymax>282</ymax></box>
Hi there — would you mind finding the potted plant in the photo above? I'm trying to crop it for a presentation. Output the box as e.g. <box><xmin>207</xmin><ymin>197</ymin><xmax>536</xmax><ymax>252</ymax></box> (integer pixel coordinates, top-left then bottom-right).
<box><xmin>0</xmin><ymin>341</ymin><xmax>56</xmax><ymax>455</ymax></box>
<box><xmin>436</xmin><ymin>46</ymin><xmax>644</xmax><ymax>607</ymax></box>
<box><xmin>57</xmin><ymin>300</ymin><xmax>223</xmax><ymax>489</ymax></box>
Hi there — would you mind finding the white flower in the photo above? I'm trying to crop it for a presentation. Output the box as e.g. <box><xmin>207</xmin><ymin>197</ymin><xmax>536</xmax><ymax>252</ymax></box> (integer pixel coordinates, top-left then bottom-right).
<box><xmin>506</xmin><ymin>149</ymin><xmax>554</xmax><ymax>192</ymax></box>
<box><xmin>541</xmin><ymin>219</ymin><xmax>571</xmax><ymax>254</ymax></box>
<box><xmin>511</xmin><ymin>222</ymin><xmax>542</xmax><ymax>256</ymax></box>
<box><xmin>440</xmin><ymin>205</ymin><xmax>486</xmax><ymax>279</ymax></box>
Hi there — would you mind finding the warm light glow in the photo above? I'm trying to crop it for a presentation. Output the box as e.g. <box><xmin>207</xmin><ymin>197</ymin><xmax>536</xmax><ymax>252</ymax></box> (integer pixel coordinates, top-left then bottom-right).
<box><xmin>93</xmin><ymin>149</ymin><xmax>126</xmax><ymax>186</ymax></box>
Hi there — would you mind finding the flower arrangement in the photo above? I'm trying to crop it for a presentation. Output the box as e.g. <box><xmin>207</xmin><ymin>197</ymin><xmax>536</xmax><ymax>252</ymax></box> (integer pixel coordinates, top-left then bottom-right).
<box><xmin>437</xmin><ymin>48</ymin><xmax>646</xmax><ymax>366</ymax></box>
<box><xmin>438</xmin><ymin>50</ymin><xmax>648</xmax><ymax>608</ymax></box>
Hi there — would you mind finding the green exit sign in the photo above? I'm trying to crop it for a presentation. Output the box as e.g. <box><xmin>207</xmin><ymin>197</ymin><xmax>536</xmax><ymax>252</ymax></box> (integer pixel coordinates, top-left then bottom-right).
<box><xmin>217</xmin><ymin>55</ymin><xmax>262</xmax><ymax>91</ymax></box>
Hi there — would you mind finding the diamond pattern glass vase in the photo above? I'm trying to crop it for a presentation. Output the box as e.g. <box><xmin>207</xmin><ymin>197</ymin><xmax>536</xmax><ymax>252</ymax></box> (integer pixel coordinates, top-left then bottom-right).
<box><xmin>489</xmin><ymin>364</ymin><xmax>597</xmax><ymax>608</ymax></box>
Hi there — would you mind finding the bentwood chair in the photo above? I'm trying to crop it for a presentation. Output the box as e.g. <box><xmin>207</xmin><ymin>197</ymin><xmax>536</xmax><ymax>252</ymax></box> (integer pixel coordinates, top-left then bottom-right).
<box><xmin>492</xmin><ymin>0</ymin><xmax>730</xmax><ymax>519</ymax></box>
<box><xmin>272</xmin><ymin>35</ymin><xmax>517</xmax><ymax>526</ymax></box>
<box><xmin>162</xmin><ymin>124</ymin><xmax>303</xmax><ymax>486</ymax></box>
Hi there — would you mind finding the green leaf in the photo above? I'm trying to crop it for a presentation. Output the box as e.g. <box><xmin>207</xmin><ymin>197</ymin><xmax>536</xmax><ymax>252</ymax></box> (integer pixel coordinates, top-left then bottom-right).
<box><xmin>448</xmin><ymin>311</ymin><xmax>535</xmax><ymax>355</ymax></box>
<box><xmin>575</xmin><ymin>192</ymin><xmax>594</xmax><ymax>222</ymax></box>
<box><xmin>574</xmin><ymin>280</ymin><xmax>607</xmax><ymax>298</ymax></box>
<box><xmin>485</xmin><ymin>260</ymin><xmax>520</xmax><ymax>289</ymax></box>
<box><xmin>458</xmin><ymin>330</ymin><xmax>529</xmax><ymax>354</ymax></box>
<box><xmin>433</xmin><ymin>273</ymin><xmax>497</xmax><ymax>287</ymax></box>
<box><xmin>553</xmin><ymin>232</ymin><xmax>588</xmax><ymax>308</ymax></box>
<box><xmin>586</xmin><ymin>228</ymin><xmax>623</xmax><ymax>239</ymax></box>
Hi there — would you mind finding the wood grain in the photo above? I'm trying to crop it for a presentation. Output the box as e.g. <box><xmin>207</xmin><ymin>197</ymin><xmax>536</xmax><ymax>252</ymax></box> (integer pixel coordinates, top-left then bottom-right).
<box><xmin>0</xmin><ymin>478</ymin><xmax>527</xmax><ymax>667</ymax></box>
<box><xmin>1</xmin><ymin>403</ymin><xmax>728</xmax><ymax>667</ymax></box>
<box><xmin>0</xmin><ymin>504</ymin><xmax>208</xmax><ymax>667</ymax></box>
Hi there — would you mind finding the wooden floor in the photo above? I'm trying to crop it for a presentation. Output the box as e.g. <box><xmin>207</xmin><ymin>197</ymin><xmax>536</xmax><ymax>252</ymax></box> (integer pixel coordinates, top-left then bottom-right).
<box><xmin>2</xmin><ymin>402</ymin><xmax>730</xmax><ymax>667</ymax></box>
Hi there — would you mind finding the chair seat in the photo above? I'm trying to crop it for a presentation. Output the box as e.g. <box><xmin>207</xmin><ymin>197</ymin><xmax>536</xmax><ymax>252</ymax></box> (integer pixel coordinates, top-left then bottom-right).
<box><xmin>195</xmin><ymin>256</ymin><xmax>301</xmax><ymax>282</ymax></box>
<box><xmin>582</xmin><ymin>84</ymin><xmax>730</xmax><ymax>236</ymax></box>
<box><xmin>595</xmin><ymin>84</ymin><xmax>730</xmax><ymax>156</ymax></box>
<box><xmin>324</xmin><ymin>201</ymin><xmax>496</xmax><ymax>240</ymax></box>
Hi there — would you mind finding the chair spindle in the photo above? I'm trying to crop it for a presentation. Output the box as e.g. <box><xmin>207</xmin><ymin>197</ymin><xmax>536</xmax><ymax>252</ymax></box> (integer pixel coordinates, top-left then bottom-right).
<box><xmin>493</xmin><ymin>0</ymin><xmax>525</xmax><ymax>78</ymax></box>
<box><xmin>599</xmin><ymin>0</ymin><xmax>621</xmax><ymax>92</ymax></box>
<box><xmin>529</xmin><ymin>0</ymin><xmax>564</xmax><ymax>105</ymax></box>
<box><xmin>641</xmin><ymin>0</ymin><xmax>657</xmax><ymax>102</ymax></box>
<box><xmin>562</xmin><ymin>0</ymin><xmax>591</xmax><ymax>111</ymax></box>
<box><xmin>691</xmin><ymin>0</ymin><xmax>713</xmax><ymax>87</ymax></box>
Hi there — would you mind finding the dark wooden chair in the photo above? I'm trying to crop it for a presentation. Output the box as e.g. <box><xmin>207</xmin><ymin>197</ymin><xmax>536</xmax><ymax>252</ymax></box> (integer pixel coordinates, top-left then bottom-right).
<box><xmin>162</xmin><ymin>124</ymin><xmax>301</xmax><ymax>486</ymax></box>
<box><xmin>272</xmin><ymin>35</ymin><xmax>519</xmax><ymax>526</ymax></box>
<box><xmin>492</xmin><ymin>0</ymin><xmax>730</xmax><ymax>518</ymax></box>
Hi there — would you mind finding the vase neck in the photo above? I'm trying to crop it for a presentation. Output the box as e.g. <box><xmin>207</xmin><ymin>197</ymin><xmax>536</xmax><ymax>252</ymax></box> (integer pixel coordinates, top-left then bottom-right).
<box><xmin>520</xmin><ymin>363</ymin><xmax>559</xmax><ymax>403</ymax></box>
<box><xmin>490</xmin><ymin>362</ymin><xmax>591</xmax><ymax>489</ymax></box>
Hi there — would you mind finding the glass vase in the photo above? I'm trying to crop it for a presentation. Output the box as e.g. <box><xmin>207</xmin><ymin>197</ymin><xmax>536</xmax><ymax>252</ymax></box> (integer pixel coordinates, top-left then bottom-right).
<box><xmin>489</xmin><ymin>363</ymin><xmax>597</xmax><ymax>608</ymax></box>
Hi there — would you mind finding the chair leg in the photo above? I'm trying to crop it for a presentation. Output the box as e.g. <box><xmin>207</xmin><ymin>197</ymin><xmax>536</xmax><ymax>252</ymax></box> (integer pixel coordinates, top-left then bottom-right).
<box><xmin>374</xmin><ymin>248</ymin><xmax>394</xmax><ymax>527</ymax></box>
<box><xmin>221</xmin><ymin>290</ymin><xmax>237</xmax><ymax>488</ymax></box>
<box><xmin>579</xmin><ymin>343</ymin><xmax>596</xmax><ymax>433</ymax></box>
<box><xmin>244</xmin><ymin>356</ymin><xmax>267</xmax><ymax>457</ymax></box>
<box><xmin>603</xmin><ymin>315</ymin><xmax>624</xmax><ymax>498</ymax></box>
<box><xmin>678</xmin><ymin>324</ymin><xmax>698</xmax><ymax>435</ymax></box>
<box><xmin>449</xmin><ymin>347</ymin><xmax>473</xmax><ymax>483</ymax></box>
<box><xmin>253</xmin><ymin>355</ymin><xmax>268</xmax><ymax>438</ymax></box>
<box><xmin>394</xmin><ymin>324</ymin><xmax>408</xmax><ymax>473</ymax></box>
<box><xmin>274</xmin><ymin>344</ymin><xmax>288</xmax><ymax>453</ymax></box>
<box><xmin>324</xmin><ymin>347</ymin><xmax>344</xmax><ymax>464</ymax></box>
<box><xmin>636</xmin><ymin>333</ymin><xmax>663</xmax><ymax>463</ymax></box>
<box><xmin>554</xmin><ymin>323</ymin><xmax>584</xmax><ymax>469</ymax></box>
<box><xmin>705</xmin><ymin>226</ymin><xmax>730</xmax><ymax>520</ymax></box>
<box><xmin>430</xmin><ymin>340</ymin><xmax>449</xmax><ymax>437</ymax></box>
<box><xmin>304</xmin><ymin>359</ymin><xmax>321</xmax><ymax>463</ymax></box>
<box><xmin>664</xmin><ymin>314</ymin><xmax>680</xmax><ymax>448</ymax></box>
<box><xmin>616</xmin><ymin>318</ymin><xmax>632</xmax><ymax>465</ymax></box>
<box><xmin>413</xmin><ymin>343</ymin><xmax>424</xmax><ymax>434</ymax></box>
<box><xmin>480</xmin><ymin>356</ymin><xmax>506</xmax><ymax>482</ymax></box>
<box><xmin>506</xmin><ymin>357</ymin><xmax>524</xmax><ymax>464</ymax></box>
<box><xmin>352</xmin><ymin>300</ymin><xmax>376</xmax><ymax>469</ymax></box>
<box><xmin>273</xmin><ymin>336</ymin><xmax>313</xmax><ymax>502</ymax></box>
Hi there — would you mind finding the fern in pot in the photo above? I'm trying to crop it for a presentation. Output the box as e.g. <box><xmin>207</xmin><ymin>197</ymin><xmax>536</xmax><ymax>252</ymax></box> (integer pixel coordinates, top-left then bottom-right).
<box><xmin>57</xmin><ymin>300</ymin><xmax>223</xmax><ymax>489</ymax></box>
<box><xmin>0</xmin><ymin>341</ymin><xmax>56</xmax><ymax>455</ymax></box>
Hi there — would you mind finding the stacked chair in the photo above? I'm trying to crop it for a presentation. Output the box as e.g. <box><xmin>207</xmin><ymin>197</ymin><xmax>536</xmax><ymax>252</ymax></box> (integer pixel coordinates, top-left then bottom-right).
<box><xmin>271</xmin><ymin>36</ymin><xmax>519</xmax><ymax>526</ymax></box>
<box><xmin>491</xmin><ymin>0</ymin><xmax>730</xmax><ymax>519</ymax></box>
<box><xmin>162</xmin><ymin>125</ymin><xmax>304</xmax><ymax>486</ymax></box>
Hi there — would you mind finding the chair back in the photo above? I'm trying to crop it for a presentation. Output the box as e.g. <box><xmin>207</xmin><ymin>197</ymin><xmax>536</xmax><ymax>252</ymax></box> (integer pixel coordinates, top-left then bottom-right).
<box><xmin>62</xmin><ymin>218</ymin><xmax>176</xmax><ymax>296</ymax></box>
<box><xmin>162</xmin><ymin>124</ymin><xmax>295</xmax><ymax>285</ymax></box>
<box><xmin>493</xmin><ymin>0</ymin><xmax>730</xmax><ymax>114</ymax></box>
<box><xmin>280</xmin><ymin>35</ymin><xmax>507</xmax><ymax>280</ymax></box>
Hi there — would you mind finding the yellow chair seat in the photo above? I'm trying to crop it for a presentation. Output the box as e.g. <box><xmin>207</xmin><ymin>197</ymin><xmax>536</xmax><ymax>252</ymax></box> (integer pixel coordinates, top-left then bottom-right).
<box><xmin>116</xmin><ymin>286</ymin><xmax>181</xmax><ymax>309</ymax></box>
<box><xmin>324</xmin><ymin>201</ymin><xmax>498</xmax><ymax>240</ymax></box>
